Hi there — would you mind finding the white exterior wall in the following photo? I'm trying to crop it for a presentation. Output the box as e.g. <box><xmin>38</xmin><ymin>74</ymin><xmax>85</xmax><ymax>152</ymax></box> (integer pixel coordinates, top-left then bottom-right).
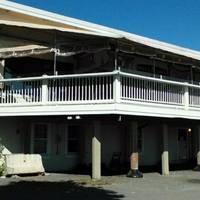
<box><xmin>0</xmin><ymin>117</ymin><xmax>80</xmax><ymax>172</ymax></box>
<box><xmin>0</xmin><ymin>117</ymin><xmax>22</xmax><ymax>154</ymax></box>
<box><xmin>40</xmin><ymin>122</ymin><xmax>200</xmax><ymax>169</ymax></box>
<box><xmin>0</xmin><ymin>117</ymin><xmax>199</xmax><ymax>172</ymax></box>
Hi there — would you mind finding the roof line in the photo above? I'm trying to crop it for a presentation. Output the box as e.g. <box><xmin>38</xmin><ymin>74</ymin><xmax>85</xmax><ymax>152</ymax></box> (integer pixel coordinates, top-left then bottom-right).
<box><xmin>1</xmin><ymin>0</ymin><xmax>200</xmax><ymax>60</ymax></box>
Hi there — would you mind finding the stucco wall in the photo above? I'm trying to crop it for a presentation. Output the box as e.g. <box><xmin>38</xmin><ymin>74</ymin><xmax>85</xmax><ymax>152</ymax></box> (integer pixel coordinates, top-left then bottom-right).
<box><xmin>139</xmin><ymin>125</ymin><xmax>162</xmax><ymax>166</ymax></box>
<box><xmin>168</xmin><ymin>127</ymin><xmax>179</xmax><ymax>162</ymax></box>
<box><xmin>0</xmin><ymin>117</ymin><xmax>80</xmax><ymax>172</ymax></box>
<box><xmin>0</xmin><ymin>117</ymin><xmax>22</xmax><ymax>154</ymax></box>
<box><xmin>0</xmin><ymin>117</ymin><xmax>198</xmax><ymax>172</ymax></box>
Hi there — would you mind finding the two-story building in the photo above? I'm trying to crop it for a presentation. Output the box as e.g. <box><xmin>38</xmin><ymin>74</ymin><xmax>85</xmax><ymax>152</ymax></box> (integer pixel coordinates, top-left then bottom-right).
<box><xmin>1</xmin><ymin>0</ymin><xmax>200</xmax><ymax>179</ymax></box>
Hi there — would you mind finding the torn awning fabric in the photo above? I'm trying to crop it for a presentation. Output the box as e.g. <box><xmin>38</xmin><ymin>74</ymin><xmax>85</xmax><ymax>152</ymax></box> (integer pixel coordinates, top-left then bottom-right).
<box><xmin>0</xmin><ymin>36</ymin><xmax>54</xmax><ymax>59</ymax></box>
<box><xmin>0</xmin><ymin>34</ymin><xmax>111</xmax><ymax>59</ymax></box>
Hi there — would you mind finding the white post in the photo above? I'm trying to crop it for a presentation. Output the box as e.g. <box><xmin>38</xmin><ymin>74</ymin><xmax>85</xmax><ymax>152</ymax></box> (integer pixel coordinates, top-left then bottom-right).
<box><xmin>92</xmin><ymin>120</ymin><xmax>101</xmax><ymax>179</ymax></box>
<box><xmin>162</xmin><ymin>124</ymin><xmax>169</xmax><ymax>176</ymax></box>
<box><xmin>113</xmin><ymin>71</ymin><xmax>121</xmax><ymax>103</ymax></box>
<box><xmin>0</xmin><ymin>60</ymin><xmax>5</xmax><ymax>89</ymax></box>
<box><xmin>184</xmin><ymin>85</ymin><xmax>189</xmax><ymax>110</ymax></box>
<box><xmin>42</xmin><ymin>74</ymin><xmax>48</xmax><ymax>103</ymax></box>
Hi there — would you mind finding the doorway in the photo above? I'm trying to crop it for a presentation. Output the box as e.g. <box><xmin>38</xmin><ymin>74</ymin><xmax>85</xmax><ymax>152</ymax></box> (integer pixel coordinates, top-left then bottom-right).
<box><xmin>177</xmin><ymin>128</ymin><xmax>192</xmax><ymax>161</ymax></box>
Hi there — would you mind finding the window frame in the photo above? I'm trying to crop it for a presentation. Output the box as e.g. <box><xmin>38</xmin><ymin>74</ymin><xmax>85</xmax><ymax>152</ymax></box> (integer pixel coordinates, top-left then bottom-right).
<box><xmin>30</xmin><ymin>123</ymin><xmax>51</xmax><ymax>156</ymax></box>
<box><xmin>65</xmin><ymin>124</ymin><xmax>81</xmax><ymax>155</ymax></box>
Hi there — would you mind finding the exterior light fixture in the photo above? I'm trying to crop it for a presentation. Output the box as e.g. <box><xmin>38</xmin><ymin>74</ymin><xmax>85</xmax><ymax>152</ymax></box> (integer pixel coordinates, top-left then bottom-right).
<box><xmin>75</xmin><ymin>116</ymin><xmax>81</xmax><ymax>120</ymax></box>
<box><xmin>118</xmin><ymin>115</ymin><xmax>122</xmax><ymax>122</ymax></box>
<box><xmin>187</xmin><ymin>128</ymin><xmax>192</xmax><ymax>136</ymax></box>
<box><xmin>67</xmin><ymin>116</ymin><xmax>72</xmax><ymax>120</ymax></box>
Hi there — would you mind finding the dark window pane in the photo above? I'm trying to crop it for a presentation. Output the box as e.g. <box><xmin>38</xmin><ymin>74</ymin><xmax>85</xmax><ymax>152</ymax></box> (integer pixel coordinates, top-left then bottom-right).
<box><xmin>34</xmin><ymin>140</ymin><xmax>47</xmax><ymax>154</ymax></box>
<box><xmin>68</xmin><ymin>140</ymin><xmax>78</xmax><ymax>153</ymax></box>
<box><xmin>178</xmin><ymin>129</ymin><xmax>187</xmax><ymax>141</ymax></box>
<box><xmin>34</xmin><ymin>124</ymin><xmax>47</xmax><ymax>139</ymax></box>
<box><xmin>68</xmin><ymin>125</ymin><xmax>80</xmax><ymax>153</ymax></box>
<box><xmin>68</xmin><ymin>126</ymin><xmax>80</xmax><ymax>139</ymax></box>
<box><xmin>33</xmin><ymin>124</ymin><xmax>48</xmax><ymax>154</ymax></box>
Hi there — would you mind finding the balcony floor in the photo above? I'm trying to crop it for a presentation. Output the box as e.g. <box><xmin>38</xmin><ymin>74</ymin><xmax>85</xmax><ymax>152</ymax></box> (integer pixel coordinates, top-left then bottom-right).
<box><xmin>1</xmin><ymin>100</ymin><xmax>200</xmax><ymax>120</ymax></box>
<box><xmin>1</xmin><ymin>70</ymin><xmax>200</xmax><ymax>119</ymax></box>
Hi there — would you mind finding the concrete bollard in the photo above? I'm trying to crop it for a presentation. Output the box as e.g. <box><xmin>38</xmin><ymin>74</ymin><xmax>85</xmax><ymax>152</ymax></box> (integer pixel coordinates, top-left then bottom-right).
<box><xmin>194</xmin><ymin>151</ymin><xmax>200</xmax><ymax>171</ymax></box>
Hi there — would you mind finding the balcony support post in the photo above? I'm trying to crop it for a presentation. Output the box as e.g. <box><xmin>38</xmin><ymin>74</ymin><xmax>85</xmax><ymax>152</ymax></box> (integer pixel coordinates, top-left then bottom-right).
<box><xmin>127</xmin><ymin>121</ymin><xmax>143</xmax><ymax>178</ymax></box>
<box><xmin>42</xmin><ymin>74</ymin><xmax>48</xmax><ymax>103</ymax></box>
<box><xmin>0</xmin><ymin>60</ymin><xmax>5</xmax><ymax>89</ymax></box>
<box><xmin>162</xmin><ymin>124</ymin><xmax>169</xmax><ymax>176</ymax></box>
<box><xmin>92</xmin><ymin>120</ymin><xmax>101</xmax><ymax>180</ymax></box>
<box><xmin>184</xmin><ymin>85</ymin><xmax>189</xmax><ymax>110</ymax></box>
<box><xmin>0</xmin><ymin>60</ymin><xmax>5</xmax><ymax>79</ymax></box>
<box><xmin>113</xmin><ymin>71</ymin><xmax>121</xmax><ymax>103</ymax></box>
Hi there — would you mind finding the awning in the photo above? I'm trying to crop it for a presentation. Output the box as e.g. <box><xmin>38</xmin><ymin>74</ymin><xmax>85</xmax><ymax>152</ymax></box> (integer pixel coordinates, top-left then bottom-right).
<box><xmin>0</xmin><ymin>36</ymin><xmax>53</xmax><ymax>58</ymax></box>
<box><xmin>0</xmin><ymin>20</ymin><xmax>113</xmax><ymax>37</ymax></box>
<box><xmin>1</xmin><ymin>0</ymin><xmax>200</xmax><ymax>62</ymax></box>
<box><xmin>0</xmin><ymin>35</ymin><xmax>110</xmax><ymax>59</ymax></box>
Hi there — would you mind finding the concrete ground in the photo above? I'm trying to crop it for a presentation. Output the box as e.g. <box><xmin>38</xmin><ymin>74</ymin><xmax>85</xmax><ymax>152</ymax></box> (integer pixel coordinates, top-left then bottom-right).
<box><xmin>0</xmin><ymin>170</ymin><xmax>200</xmax><ymax>200</ymax></box>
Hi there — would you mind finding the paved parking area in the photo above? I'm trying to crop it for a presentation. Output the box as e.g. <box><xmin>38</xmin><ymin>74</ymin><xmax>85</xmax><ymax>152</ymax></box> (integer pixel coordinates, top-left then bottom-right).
<box><xmin>0</xmin><ymin>170</ymin><xmax>200</xmax><ymax>200</ymax></box>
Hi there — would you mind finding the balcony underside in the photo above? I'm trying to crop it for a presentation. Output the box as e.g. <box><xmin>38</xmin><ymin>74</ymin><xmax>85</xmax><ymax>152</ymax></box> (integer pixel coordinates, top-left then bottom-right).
<box><xmin>1</xmin><ymin>100</ymin><xmax>200</xmax><ymax>120</ymax></box>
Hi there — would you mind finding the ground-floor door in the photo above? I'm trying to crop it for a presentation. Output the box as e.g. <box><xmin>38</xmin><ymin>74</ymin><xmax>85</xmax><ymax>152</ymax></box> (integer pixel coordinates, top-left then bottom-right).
<box><xmin>177</xmin><ymin>128</ymin><xmax>192</xmax><ymax>161</ymax></box>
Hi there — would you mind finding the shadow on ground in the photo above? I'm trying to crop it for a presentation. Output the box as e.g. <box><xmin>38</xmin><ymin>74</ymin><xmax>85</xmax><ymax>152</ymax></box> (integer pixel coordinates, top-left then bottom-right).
<box><xmin>0</xmin><ymin>180</ymin><xmax>124</xmax><ymax>200</ymax></box>
<box><xmin>187</xmin><ymin>179</ymin><xmax>200</xmax><ymax>184</ymax></box>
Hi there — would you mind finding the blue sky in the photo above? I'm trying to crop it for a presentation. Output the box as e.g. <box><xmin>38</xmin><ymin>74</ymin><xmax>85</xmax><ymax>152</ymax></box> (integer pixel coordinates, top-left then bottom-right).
<box><xmin>11</xmin><ymin>0</ymin><xmax>200</xmax><ymax>51</ymax></box>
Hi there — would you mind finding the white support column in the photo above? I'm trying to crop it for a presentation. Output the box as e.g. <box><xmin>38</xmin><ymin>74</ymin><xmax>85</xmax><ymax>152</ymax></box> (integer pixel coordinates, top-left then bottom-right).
<box><xmin>92</xmin><ymin>120</ymin><xmax>101</xmax><ymax>180</ymax></box>
<box><xmin>0</xmin><ymin>60</ymin><xmax>5</xmax><ymax>78</ymax></box>
<box><xmin>162</xmin><ymin>124</ymin><xmax>169</xmax><ymax>176</ymax></box>
<box><xmin>42</xmin><ymin>74</ymin><xmax>48</xmax><ymax>103</ymax></box>
<box><xmin>130</xmin><ymin>121</ymin><xmax>138</xmax><ymax>154</ymax></box>
<box><xmin>127</xmin><ymin>121</ymin><xmax>143</xmax><ymax>178</ymax></box>
<box><xmin>0</xmin><ymin>60</ymin><xmax>5</xmax><ymax>89</ymax></box>
<box><xmin>113</xmin><ymin>71</ymin><xmax>121</xmax><ymax>103</ymax></box>
<box><xmin>184</xmin><ymin>85</ymin><xmax>189</xmax><ymax>110</ymax></box>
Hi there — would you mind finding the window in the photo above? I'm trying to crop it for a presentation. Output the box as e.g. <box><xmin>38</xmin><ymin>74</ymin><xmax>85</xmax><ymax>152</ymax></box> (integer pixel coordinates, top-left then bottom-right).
<box><xmin>32</xmin><ymin>124</ymin><xmax>48</xmax><ymax>154</ymax></box>
<box><xmin>67</xmin><ymin>125</ymin><xmax>80</xmax><ymax>153</ymax></box>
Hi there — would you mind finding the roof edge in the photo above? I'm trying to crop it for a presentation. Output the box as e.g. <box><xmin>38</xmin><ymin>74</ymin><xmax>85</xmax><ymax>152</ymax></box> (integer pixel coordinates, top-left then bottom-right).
<box><xmin>1</xmin><ymin>1</ymin><xmax>200</xmax><ymax>61</ymax></box>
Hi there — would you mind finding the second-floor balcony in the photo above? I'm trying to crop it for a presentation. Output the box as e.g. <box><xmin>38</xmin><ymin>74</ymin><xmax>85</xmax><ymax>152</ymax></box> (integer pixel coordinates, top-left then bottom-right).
<box><xmin>0</xmin><ymin>70</ymin><xmax>200</xmax><ymax>119</ymax></box>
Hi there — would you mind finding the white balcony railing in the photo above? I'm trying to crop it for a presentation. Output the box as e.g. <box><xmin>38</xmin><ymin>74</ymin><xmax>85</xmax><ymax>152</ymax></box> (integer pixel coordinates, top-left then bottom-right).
<box><xmin>0</xmin><ymin>70</ymin><xmax>200</xmax><ymax>110</ymax></box>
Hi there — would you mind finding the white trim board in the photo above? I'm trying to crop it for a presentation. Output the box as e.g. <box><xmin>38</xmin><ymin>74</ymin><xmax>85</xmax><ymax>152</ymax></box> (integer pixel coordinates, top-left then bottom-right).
<box><xmin>0</xmin><ymin>102</ymin><xmax>200</xmax><ymax>120</ymax></box>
